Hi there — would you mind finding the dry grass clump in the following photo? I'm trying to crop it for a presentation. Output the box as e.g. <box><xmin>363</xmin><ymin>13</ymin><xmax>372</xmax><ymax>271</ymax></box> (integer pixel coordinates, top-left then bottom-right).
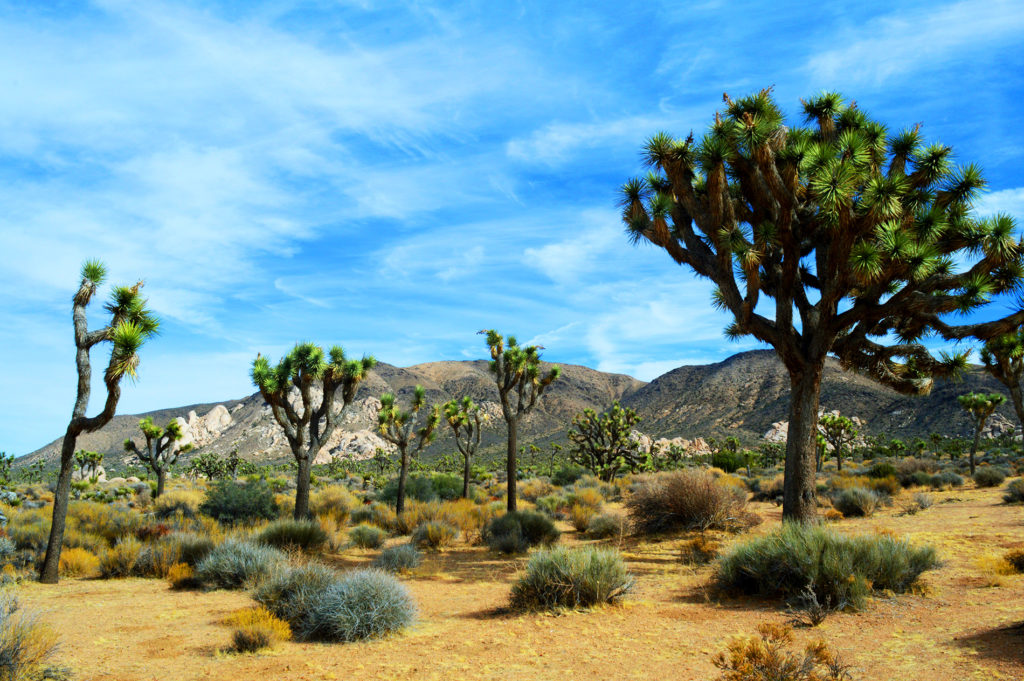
<box><xmin>410</xmin><ymin>521</ymin><xmax>458</xmax><ymax>551</ymax></box>
<box><xmin>99</xmin><ymin>538</ymin><xmax>142</xmax><ymax>578</ymax></box>
<box><xmin>679</xmin><ymin>535</ymin><xmax>720</xmax><ymax>566</ymax></box>
<box><xmin>569</xmin><ymin>504</ymin><xmax>597</xmax><ymax>533</ymax></box>
<box><xmin>223</xmin><ymin>606</ymin><xmax>291</xmax><ymax>653</ymax></box>
<box><xmin>0</xmin><ymin>594</ymin><xmax>67</xmax><ymax>681</ymax></box>
<box><xmin>438</xmin><ymin>499</ymin><xmax>496</xmax><ymax>541</ymax></box>
<box><xmin>310</xmin><ymin>486</ymin><xmax>357</xmax><ymax>523</ymax></box>
<box><xmin>626</xmin><ymin>470</ymin><xmax>749</xmax><ymax>534</ymax></box>
<box><xmin>510</xmin><ymin>546</ymin><xmax>633</xmax><ymax>611</ymax></box>
<box><xmin>519</xmin><ymin>478</ymin><xmax>555</xmax><ymax>502</ymax></box>
<box><xmin>348</xmin><ymin>524</ymin><xmax>386</xmax><ymax>549</ymax></box>
<box><xmin>713</xmin><ymin>622</ymin><xmax>853</xmax><ymax>680</ymax></box>
<box><xmin>152</xmin><ymin>490</ymin><xmax>203</xmax><ymax>520</ymax></box>
<box><xmin>166</xmin><ymin>562</ymin><xmax>200</xmax><ymax>590</ymax></box>
<box><xmin>349</xmin><ymin>502</ymin><xmax>397</xmax><ymax>531</ymax></box>
<box><xmin>974</xmin><ymin>554</ymin><xmax>1016</xmax><ymax>587</ymax></box>
<box><xmin>58</xmin><ymin>547</ymin><xmax>100</xmax><ymax>578</ymax></box>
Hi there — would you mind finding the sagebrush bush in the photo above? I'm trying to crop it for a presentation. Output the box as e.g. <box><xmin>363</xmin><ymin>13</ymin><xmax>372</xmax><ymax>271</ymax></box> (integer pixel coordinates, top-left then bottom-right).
<box><xmin>166</xmin><ymin>562</ymin><xmax>200</xmax><ymax>590</ymax></box>
<box><xmin>257</xmin><ymin>519</ymin><xmax>328</xmax><ymax>553</ymax></box>
<box><xmin>58</xmin><ymin>547</ymin><xmax>100</xmax><ymax>578</ymax></box>
<box><xmin>510</xmin><ymin>546</ymin><xmax>633</xmax><ymax>611</ymax></box>
<box><xmin>296</xmin><ymin>569</ymin><xmax>416</xmax><ymax>642</ymax></box>
<box><xmin>224</xmin><ymin>607</ymin><xmax>291</xmax><ymax>653</ymax></box>
<box><xmin>410</xmin><ymin>521</ymin><xmax>457</xmax><ymax>551</ymax></box>
<box><xmin>868</xmin><ymin>462</ymin><xmax>898</xmax><ymax>479</ymax></box>
<box><xmin>626</xmin><ymin>471</ymin><xmax>748</xmax><ymax>534</ymax></box>
<box><xmin>348</xmin><ymin>524</ymin><xmax>386</xmax><ymax>549</ymax></box>
<box><xmin>349</xmin><ymin>503</ymin><xmax>397</xmax><ymax>531</ymax></box>
<box><xmin>713</xmin><ymin>621</ymin><xmax>852</xmax><ymax>681</ymax></box>
<box><xmin>168</xmin><ymin>532</ymin><xmax>216</xmax><ymax>567</ymax></box>
<box><xmin>586</xmin><ymin>513</ymin><xmax>626</xmax><ymax>540</ymax></box>
<box><xmin>134</xmin><ymin>536</ymin><xmax>185</xmax><ymax>578</ymax></box>
<box><xmin>254</xmin><ymin>563</ymin><xmax>338</xmax><ymax>624</ymax></box>
<box><xmin>199</xmin><ymin>480</ymin><xmax>278</xmax><ymax>525</ymax></box>
<box><xmin>195</xmin><ymin>539</ymin><xmax>286</xmax><ymax>590</ymax></box>
<box><xmin>99</xmin><ymin>538</ymin><xmax>142</xmax><ymax>578</ymax></box>
<box><xmin>373</xmin><ymin>544</ymin><xmax>423</xmax><ymax>573</ymax></box>
<box><xmin>831</xmin><ymin>487</ymin><xmax>879</xmax><ymax>518</ymax></box>
<box><xmin>973</xmin><ymin>467</ymin><xmax>1007</xmax><ymax>488</ymax></box>
<box><xmin>482</xmin><ymin>511</ymin><xmax>560</xmax><ymax>554</ymax></box>
<box><xmin>931</xmin><ymin>471</ymin><xmax>964</xmax><ymax>490</ymax></box>
<box><xmin>1003</xmin><ymin>479</ymin><xmax>1024</xmax><ymax>504</ymax></box>
<box><xmin>715</xmin><ymin>523</ymin><xmax>940</xmax><ymax>610</ymax></box>
<box><xmin>0</xmin><ymin>594</ymin><xmax>64</xmax><ymax>681</ymax></box>
<box><xmin>519</xmin><ymin>478</ymin><xmax>555</xmax><ymax>502</ymax></box>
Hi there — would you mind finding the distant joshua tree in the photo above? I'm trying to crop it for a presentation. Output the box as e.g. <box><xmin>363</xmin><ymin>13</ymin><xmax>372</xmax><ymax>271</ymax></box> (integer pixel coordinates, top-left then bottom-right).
<box><xmin>124</xmin><ymin>417</ymin><xmax>193</xmax><ymax>497</ymax></box>
<box><xmin>73</xmin><ymin>450</ymin><xmax>104</xmax><ymax>481</ymax></box>
<box><xmin>957</xmin><ymin>392</ymin><xmax>1006</xmax><ymax>475</ymax></box>
<box><xmin>40</xmin><ymin>260</ymin><xmax>158</xmax><ymax>584</ymax></box>
<box><xmin>443</xmin><ymin>396</ymin><xmax>486</xmax><ymax>498</ymax></box>
<box><xmin>818</xmin><ymin>413</ymin><xmax>857</xmax><ymax>472</ymax></box>
<box><xmin>378</xmin><ymin>386</ymin><xmax>440</xmax><ymax>514</ymax></box>
<box><xmin>979</xmin><ymin>331</ymin><xmax>1024</xmax><ymax>434</ymax></box>
<box><xmin>567</xmin><ymin>401</ymin><xmax>645</xmax><ymax>481</ymax></box>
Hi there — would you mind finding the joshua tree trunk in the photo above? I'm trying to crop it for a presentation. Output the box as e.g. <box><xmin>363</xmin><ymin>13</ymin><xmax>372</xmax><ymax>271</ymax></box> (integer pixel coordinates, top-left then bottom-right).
<box><xmin>462</xmin><ymin>454</ymin><xmax>471</xmax><ymax>499</ymax></box>
<box><xmin>969</xmin><ymin>424</ymin><xmax>983</xmax><ymax>476</ymax></box>
<box><xmin>156</xmin><ymin>468</ymin><xmax>167</xmax><ymax>498</ymax></box>
<box><xmin>41</xmin><ymin>431</ymin><xmax>79</xmax><ymax>583</ymax></box>
<box><xmin>1008</xmin><ymin>385</ymin><xmax>1024</xmax><ymax>440</ymax></box>
<box><xmin>294</xmin><ymin>455</ymin><xmax>312</xmax><ymax>519</ymax></box>
<box><xmin>506</xmin><ymin>419</ymin><xmax>518</xmax><ymax>513</ymax></box>
<box><xmin>396</xmin><ymin>448</ymin><xmax>410</xmax><ymax>515</ymax></box>
<box><xmin>836</xmin><ymin>445</ymin><xmax>843</xmax><ymax>472</ymax></box>
<box><xmin>782</xmin><ymin>363</ymin><xmax>824</xmax><ymax>523</ymax></box>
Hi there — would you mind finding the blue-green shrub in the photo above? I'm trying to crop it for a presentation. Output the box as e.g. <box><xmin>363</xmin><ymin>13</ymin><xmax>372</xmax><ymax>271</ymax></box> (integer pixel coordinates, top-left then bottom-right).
<box><xmin>510</xmin><ymin>546</ymin><xmax>633</xmax><ymax>611</ymax></box>
<box><xmin>373</xmin><ymin>544</ymin><xmax>423</xmax><ymax>573</ymax></box>
<box><xmin>195</xmin><ymin>539</ymin><xmax>285</xmax><ymax>590</ymax></box>
<box><xmin>199</xmin><ymin>480</ymin><xmax>278</xmax><ymax>525</ymax></box>
<box><xmin>296</xmin><ymin>569</ymin><xmax>416</xmax><ymax>642</ymax></box>
<box><xmin>256</xmin><ymin>519</ymin><xmax>328</xmax><ymax>553</ymax></box>
<box><xmin>482</xmin><ymin>511</ymin><xmax>560</xmax><ymax>554</ymax></box>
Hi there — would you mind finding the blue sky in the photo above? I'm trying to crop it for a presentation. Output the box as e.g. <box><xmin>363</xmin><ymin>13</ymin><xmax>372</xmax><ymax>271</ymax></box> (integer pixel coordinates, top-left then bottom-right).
<box><xmin>2</xmin><ymin>0</ymin><xmax>1023</xmax><ymax>455</ymax></box>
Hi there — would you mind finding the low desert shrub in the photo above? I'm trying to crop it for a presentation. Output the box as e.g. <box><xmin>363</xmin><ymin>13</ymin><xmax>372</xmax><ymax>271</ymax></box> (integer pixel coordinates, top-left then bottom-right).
<box><xmin>973</xmin><ymin>467</ymin><xmax>1007</xmax><ymax>488</ymax></box>
<box><xmin>713</xmin><ymin>621</ymin><xmax>852</xmax><ymax>681</ymax></box>
<box><xmin>679</xmin><ymin>535</ymin><xmax>720</xmax><ymax>566</ymax></box>
<box><xmin>309</xmin><ymin>486</ymin><xmax>357</xmax><ymax>524</ymax></box>
<box><xmin>99</xmin><ymin>538</ymin><xmax>143</xmax><ymax>578</ymax></box>
<box><xmin>256</xmin><ymin>519</ymin><xmax>328</xmax><ymax>553</ymax></box>
<box><xmin>569</xmin><ymin>504</ymin><xmax>597</xmax><ymax>533</ymax></box>
<box><xmin>349</xmin><ymin>502</ymin><xmax>397</xmax><ymax>531</ymax></box>
<box><xmin>152</xmin><ymin>490</ymin><xmax>202</xmax><ymax>520</ymax></box>
<box><xmin>626</xmin><ymin>471</ymin><xmax>748</xmax><ymax>534</ymax></box>
<box><xmin>565</xmin><ymin>487</ymin><xmax>604</xmax><ymax>510</ymax></box>
<box><xmin>586</xmin><ymin>513</ymin><xmax>626</xmax><ymax>540</ymax></box>
<box><xmin>253</xmin><ymin>563</ymin><xmax>338</xmax><ymax>624</ymax></box>
<box><xmin>199</xmin><ymin>480</ymin><xmax>278</xmax><ymax>526</ymax></box>
<box><xmin>348</xmin><ymin>524</ymin><xmax>386</xmax><ymax>549</ymax></box>
<box><xmin>930</xmin><ymin>471</ymin><xmax>964</xmax><ymax>490</ymax></box>
<box><xmin>437</xmin><ymin>498</ymin><xmax>494</xmax><ymax>540</ymax></box>
<box><xmin>551</xmin><ymin>464</ymin><xmax>586</xmax><ymax>487</ymax></box>
<box><xmin>533</xmin><ymin>494</ymin><xmax>567</xmax><ymax>518</ymax></box>
<box><xmin>868</xmin><ymin>462</ymin><xmax>898</xmax><ymax>479</ymax></box>
<box><xmin>715</xmin><ymin>523</ymin><xmax>940</xmax><ymax>610</ymax></box>
<box><xmin>831</xmin><ymin>487</ymin><xmax>879</xmax><ymax>518</ymax></box>
<box><xmin>1001</xmin><ymin>478</ymin><xmax>1024</xmax><ymax>504</ymax></box>
<box><xmin>1003</xmin><ymin>548</ymin><xmax>1024</xmax><ymax>573</ymax></box>
<box><xmin>68</xmin><ymin>501</ymin><xmax>139</xmax><ymax>544</ymax></box>
<box><xmin>195</xmin><ymin>539</ymin><xmax>286</xmax><ymax>590</ymax></box>
<box><xmin>58</xmin><ymin>547</ymin><xmax>100</xmax><ymax>578</ymax></box>
<box><xmin>482</xmin><ymin>511</ymin><xmax>560</xmax><ymax>554</ymax></box>
<box><xmin>373</xmin><ymin>544</ymin><xmax>423</xmax><ymax>573</ymax></box>
<box><xmin>0</xmin><ymin>594</ymin><xmax>65</xmax><ymax>681</ymax></box>
<box><xmin>224</xmin><ymin>607</ymin><xmax>291</xmax><ymax>653</ymax></box>
<box><xmin>166</xmin><ymin>562</ymin><xmax>200</xmax><ymax>590</ymax></box>
<box><xmin>510</xmin><ymin>546</ymin><xmax>633</xmax><ymax>611</ymax></box>
<box><xmin>168</xmin><ymin>532</ymin><xmax>216</xmax><ymax>567</ymax></box>
<box><xmin>519</xmin><ymin>478</ymin><xmax>555</xmax><ymax>502</ymax></box>
<box><xmin>134</xmin><ymin>536</ymin><xmax>184</xmax><ymax>578</ymax></box>
<box><xmin>296</xmin><ymin>569</ymin><xmax>416</xmax><ymax>642</ymax></box>
<box><xmin>410</xmin><ymin>521</ymin><xmax>457</xmax><ymax>551</ymax></box>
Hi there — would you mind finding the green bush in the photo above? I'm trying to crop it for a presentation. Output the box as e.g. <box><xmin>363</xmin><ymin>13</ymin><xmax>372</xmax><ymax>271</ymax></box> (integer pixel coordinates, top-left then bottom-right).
<box><xmin>586</xmin><ymin>513</ymin><xmax>626</xmax><ymax>539</ymax></box>
<box><xmin>254</xmin><ymin>563</ymin><xmax>338</xmax><ymax>624</ymax></box>
<box><xmin>1004</xmin><ymin>478</ymin><xmax>1024</xmax><ymax>504</ymax></box>
<box><xmin>195</xmin><ymin>539</ymin><xmax>286</xmax><ymax>590</ymax></box>
<box><xmin>711</xmin><ymin>450</ymin><xmax>744</xmax><ymax>474</ymax></box>
<box><xmin>373</xmin><ymin>544</ymin><xmax>423</xmax><ymax>573</ymax></box>
<box><xmin>973</xmin><ymin>467</ymin><xmax>1007</xmax><ymax>488</ymax></box>
<box><xmin>349</xmin><ymin>502</ymin><xmax>395</xmax><ymax>530</ymax></box>
<box><xmin>868</xmin><ymin>462</ymin><xmax>898</xmax><ymax>479</ymax></box>
<box><xmin>930</xmin><ymin>471</ymin><xmax>964</xmax><ymax>489</ymax></box>
<box><xmin>257</xmin><ymin>519</ymin><xmax>328</xmax><ymax>553</ymax></box>
<box><xmin>831</xmin><ymin>487</ymin><xmax>879</xmax><ymax>517</ymax></box>
<box><xmin>551</xmin><ymin>464</ymin><xmax>586</xmax><ymax>487</ymax></box>
<box><xmin>378</xmin><ymin>475</ymin><xmax>439</xmax><ymax>504</ymax></box>
<box><xmin>410</xmin><ymin>521</ymin><xmax>457</xmax><ymax>551</ymax></box>
<box><xmin>168</xmin><ymin>532</ymin><xmax>216</xmax><ymax>567</ymax></box>
<box><xmin>348</xmin><ymin>524</ymin><xmax>386</xmax><ymax>549</ymax></box>
<box><xmin>533</xmin><ymin>494</ymin><xmax>567</xmax><ymax>517</ymax></box>
<box><xmin>482</xmin><ymin>511</ymin><xmax>560</xmax><ymax>554</ymax></box>
<box><xmin>625</xmin><ymin>471</ymin><xmax>748</xmax><ymax>534</ymax></box>
<box><xmin>510</xmin><ymin>546</ymin><xmax>633</xmax><ymax>611</ymax></box>
<box><xmin>296</xmin><ymin>569</ymin><xmax>416</xmax><ymax>642</ymax></box>
<box><xmin>715</xmin><ymin>523</ymin><xmax>940</xmax><ymax>610</ymax></box>
<box><xmin>199</xmin><ymin>480</ymin><xmax>278</xmax><ymax>525</ymax></box>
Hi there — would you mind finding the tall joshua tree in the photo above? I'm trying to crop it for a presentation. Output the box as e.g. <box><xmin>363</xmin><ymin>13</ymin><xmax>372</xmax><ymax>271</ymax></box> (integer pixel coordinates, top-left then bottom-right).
<box><xmin>567</xmin><ymin>401</ymin><xmax>645</xmax><ymax>481</ymax></box>
<box><xmin>957</xmin><ymin>392</ymin><xmax>1006</xmax><ymax>475</ymax></box>
<box><xmin>443</xmin><ymin>396</ymin><xmax>486</xmax><ymax>498</ymax></box>
<box><xmin>480</xmin><ymin>330</ymin><xmax>561</xmax><ymax>512</ymax></box>
<box><xmin>123</xmin><ymin>417</ymin><xmax>193</xmax><ymax>498</ymax></box>
<box><xmin>979</xmin><ymin>331</ymin><xmax>1024</xmax><ymax>433</ymax></box>
<box><xmin>378</xmin><ymin>386</ymin><xmax>440</xmax><ymax>514</ymax></box>
<box><xmin>818</xmin><ymin>412</ymin><xmax>857</xmax><ymax>472</ymax></box>
<box><xmin>621</xmin><ymin>89</ymin><xmax>1024</xmax><ymax>521</ymax></box>
<box><xmin>41</xmin><ymin>260</ymin><xmax>159</xmax><ymax>583</ymax></box>
<box><xmin>251</xmin><ymin>343</ymin><xmax>376</xmax><ymax>519</ymax></box>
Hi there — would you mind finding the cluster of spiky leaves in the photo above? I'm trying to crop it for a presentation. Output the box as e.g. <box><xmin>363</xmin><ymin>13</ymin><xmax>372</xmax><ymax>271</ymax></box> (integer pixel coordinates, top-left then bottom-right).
<box><xmin>480</xmin><ymin>329</ymin><xmax>561</xmax><ymax>414</ymax></box>
<box><xmin>123</xmin><ymin>416</ymin><xmax>192</xmax><ymax>471</ymax></box>
<box><xmin>443</xmin><ymin>396</ymin><xmax>485</xmax><ymax>458</ymax></box>
<box><xmin>818</xmin><ymin>413</ymin><xmax>857</xmax><ymax>452</ymax></box>
<box><xmin>957</xmin><ymin>391</ymin><xmax>1006</xmax><ymax>423</ymax></box>
<box><xmin>979</xmin><ymin>331</ymin><xmax>1024</xmax><ymax>401</ymax></box>
<box><xmin>620</xmin><ymin>88</ymin><xmax>1024</xmax><ymax>394</ymax></box>
<box><xmin>377</xmin><ymin>385</ymin><xmax>441</xmax><ymax>453</ymax></box>
<box><xmin>567</xmin><ymin>401</ymin><xmax>646</xmax><ymax>481</ymax></box>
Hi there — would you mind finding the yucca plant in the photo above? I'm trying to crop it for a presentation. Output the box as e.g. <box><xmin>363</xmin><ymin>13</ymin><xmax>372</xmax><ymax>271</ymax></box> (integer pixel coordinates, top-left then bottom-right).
<box><xmin>979</xmin><ymin>331</ymin><xmax>1024</xmax><ymax>434</ymax></box>
<box><xmin>123</xmin><ymin>417</ymin><xmax>193</xmax><ymax>498</ymax></box>
<box><xmin>40</xmin><ymin>260</ymin><xmax>159</xmax><ymax>584</ymax></box>
<box><xmin>378</xmin><ymin>386</ymin><xmax>440</xmax><ymax>515</ymax></box>
<box><xmin>442</xmin><ymin>396</ymin><xmax>486</xmax><ymax>499</ymax></box>
<box><xmin>480</xmin><ymin>330</ymin><xmax>560</xmax><ymax>511</ymax></box>
<box><xmin>621</xmin><ymin>89</ymin><xmax>1024</xmax><ymax>521</ymax></box>
<box><xmin>957</xmin><ymin>392</ymin><xmax>1006</xmax><ymax>475</ymax></box>
<box><xmin>251</xmin><ymin>343</ymin><xmax>376</xmax><ymax>519</ymax></box>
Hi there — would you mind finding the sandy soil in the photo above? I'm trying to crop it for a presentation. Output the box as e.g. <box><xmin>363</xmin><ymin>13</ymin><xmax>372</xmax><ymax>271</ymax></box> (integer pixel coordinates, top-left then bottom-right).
<box><xmin>19</xmin><ymin>485</ymin><xmax>1024</xmax><ymax>681</ymax></box>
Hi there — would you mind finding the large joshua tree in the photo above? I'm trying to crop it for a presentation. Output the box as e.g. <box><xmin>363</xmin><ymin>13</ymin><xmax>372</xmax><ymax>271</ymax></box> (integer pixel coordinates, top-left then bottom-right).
<box><xmin>480</xmin><ymin>330</ymin><xmax>561</xmax><ymax>512</ymax></box>
<box><xmin>41</xmin><ymin>260</ymin><xmax>159</xmax><ymax>583</ymax></box>
<box><xmin>378</xmin><ymin>386</ymin><xmax>440</xmax><ymax>514</ymax></box>
<box><xmin>251</xmin><ymin>343</ymin><xmax>376</xmax><ymax>519</ymax></box>
<box><xmin>621</xmin><ymin>89</ymin><xmax>1024</xmax><ymax>521</ymax></box>
<box><xmin>979</xmin><ymin>331</ymin><xmax>1024</xmax><ymax>433</ymax></box>
<box><xmin>123</xmin><ymin>417</ymin><xmax>193</xmax><ymax>498</ymax></box>
<box><xmin>443</xmin><ymin>396</ymin><xmax>486</xmax><ymax>498</ymax></box>
<box><xmin>957</xmin><ymin>392</ymin><xmax>1006</xmax><ymax>475</ymax></box>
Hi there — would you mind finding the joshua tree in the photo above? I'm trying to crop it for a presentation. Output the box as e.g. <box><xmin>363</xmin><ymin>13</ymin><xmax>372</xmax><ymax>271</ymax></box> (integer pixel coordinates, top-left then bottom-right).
<box><xmin>124</xmin><ymin>417</ymin><xmax>192</xmax><ymax>497</ymax></box>
<box><xmin>443</xmin><ymin>396</ymin><xmax>486</xmax><ymax>498</ymax></box>
<box><xmin>480</xmin><ymin>330</ymin><xmax>561</xmax><ymax>512</ymax></box>
<box><xmin>957</xmin><ymin>392</ymin><xmax>1006</xmax><ymax>475</ymax></box>
<box><xmin>567</xmin><ymin>401</ymin><xmax>645</xmax><ymax>481</ymax></box>
<box><xmin>979</xmin><ymin>331</ymin><xmax>1024</xmax><ymax>433</ymax></box>
<box><xmin>73</xmin><ymin>450</ymin><xmax>104</xmax><ymax>481</ymax></box>
<box><xmin>41</xmin><ymin>260</ymin><xmax>158</xmax><ymax>584</ymax></box>
<box><xmin>251</xmin><ymin>343</ymin><xmax>376</xmax><ymax>519</ymax></box>
<box><xmin>185</xmin><ymin>451</ymin><xmax>226</xmax><ymax>481</ymax></box>
<box><xmin>621</xmin><ymin>89</ymin><xmax>1024</xmax><ymax>521</ymax></box>
<box><xmin>377</xmin><ymin>386</ymin><xmax>440</xmax><ymax>514</ymax></box>
<box><xmin>818</xmin><ymin>413</ymin><xmax>857</xmax><ymax>472</ymax></box>
<box><xmin>0</xmin><ymin>453</ymin><xmax>12</xmax><ymax>487</ymax></box>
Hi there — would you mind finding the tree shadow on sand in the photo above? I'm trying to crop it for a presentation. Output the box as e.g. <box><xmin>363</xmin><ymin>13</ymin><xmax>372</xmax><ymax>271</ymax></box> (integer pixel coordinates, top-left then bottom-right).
<box><xmin>953</xmin><ymin>621</ymin><xmax>1024</xmax><ymax>664</ymax></box>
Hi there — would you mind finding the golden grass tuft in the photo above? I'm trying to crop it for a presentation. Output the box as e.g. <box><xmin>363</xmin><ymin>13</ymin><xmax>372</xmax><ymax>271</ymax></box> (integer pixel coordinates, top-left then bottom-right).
<box><xmin>58</xmin><ymin>547</ymin><xmax>100</xmax><ymax>578</ymax></box>
<box><xmin>223</xmin><ymin>606</ymin><xmax>291</xmax><ymax>653</ymax></box>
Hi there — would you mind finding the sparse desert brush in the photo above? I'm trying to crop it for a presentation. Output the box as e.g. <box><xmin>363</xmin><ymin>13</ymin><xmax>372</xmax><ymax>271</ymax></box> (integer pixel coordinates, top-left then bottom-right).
<box><xmin>626</xmin><ymin>470</ymin><xmax>749</xmax><ymax>534</ymax></box>
<box><xmin>195</xmin><ymin>539</ymin><xmax>286</xmax><ymax>590</ymax></box>
<box><xmin>822</xmin><ymin>508</ymin><xmax>844</xmax><ymax>522</ymax></box>
<box><xmin>0</xmin><ymin>594</ymin><xmax>65</xmax><ymax>681</ymax></box>
<box><xmin>373</xmin><ymin>544</ymin><xmax>423</xmax><ymax>573</ymax></box>
<box><xmin>224</xmin><ymin>606</ymin><xmax>291</xmax><ymax>653</ymax></box>
<box><xmin>831</xmin><ymin>487</ymin><xmax>879</xmax><ymax>518</ymax></box>
<box><xmin>61</xmin><ymin>527</ymin><xmax>106</xmax><ymax>555</ymax></box>
<box><xmin>975</xmin><ymin>554</ymin><xmax>1016</xmax><ymax>587</ymax></box>
<box><xmin>712</xmin><ymin>621</ymin><xmax>853</xmax><ymax>681</ymax></box>
<box><xmin>930</xmin><ymin>471</ymin><xmax>964</xmax><ymax>490</ymax></box>
<box><xmin>973</xmin><ymin>467</ymin><xmax>1007</xmax><ymax>488</ymax></box>
<box><xmin>715</xmin><ymin>523</ymin><xmax>939</xmax><ymax>611</ymax></box>
<box><xmin>350</xmin><ymin>502</ymin><xmax>397</xmax><ymax>531</ymax></box>
<box><xmin>68</xmin><ymin>501</ymin><xmax>140</xmax><ymax>544</ymax></box>
<box><xmin>58</xmin><ymin>547</ymin><xmax>100</xmax><ymax>578</ymax></box>
<box><xmin>152</xmin><ymin>490</ymin><xmax>203</xmax><ymax>520</ymax></box>
<box><xmin>534</xmin><ymin>494</ymin><xmax>568</xmax><ymax>518</ymax></box>
<box><xmin>256</xmin><ymin>519</ymin><xmax>328</xmax><ymax>553</ymax></box>
<box><xmin>166</xmin><ymin>562</ymin><xmax>200</xmax><ymax>590</ymax></box>
<box><xmin>348</xmin><ymin>523</ymin><xmax>386</xmax><ymax>549</ymax></box>
<box><xmin>7</xmin><ymin>510</ymin><xmax>51</xmax><ymax>553</ymax></box>
<box><xmin>99</xmin><ymin>538</ymin><xmax>143</xmax><ymax>578</ymax></box>
<box><xmin>565</xmin><ymin>487</ymin><xmax>604</xmax><ymax>510</ymax></box>
<box><xmin>168</xmin><ymin>532</ymin><xmax>216</xmax><ymax>567</ymax></box>
<box><xmin>394</xmin><ymin>500</ymin><xmax>443</xmax><ymax>536</ymax></box>
<box><xmin>1002</xmin><ymin>478</ymin><xmax>1024</xmax><ymax>504</ymax></box>
<box><xmin>510</xmin><ymin>546</ymin><xmax>633</xmax><ymax>611</ymax></box>
<box><xmin>752</xmin><ymin>474</ymin><xmax>785</xmax><ymax>502</ymax></box>
<box><xmin>296</xmin><ymin>569</ymin><xmax>416</xmax><ymax>643</ymax></box>
<box><xmin>437</xmin><ymin>498</ymin><xmax>492</xmax><ymax>540</ymax></box>
<box><xmin>254</xmin><ymin>563</ymin><xmax>338</xmax><ymax>624</ymax></box>
<box><xmin>482</xmin><ymin>511</ymin><xmax>560</xmax><ymax>554</ymax></box>
<box><xmin>135</xmin><ymin>536</ymin><xmax>186</xmax><ymax>578</ymax></box>
<box><xmin>569</xmin><ymin>504</ymin><xmax>597</xmax><ymax>533</ymax></box>
<box><xmin>410</xmin><ymin>521</ymin><xmax>457</xmax><ymax>551</ymax></box>
<box><xmin>309</xmin><ymin>485</ymin><xmax>357</xmax><ymax>523</ymax></box>
<box><xmin>586</xmin><ymin>512</ymin><xmax>626</xmax><ymax>540</ymax></box>
<box><xmin>679</xmin><ymin>535</ymin><xmax>720</xmax><ymax>566</ymax></box>
<box><xmin>1003</xmin><ymin>548</ymin><xmax>1024</xmax><ymax>573</ymax></box>
<box><xmin>200</xmin><ymin>480</ymin><xmax>279</xmax><ymax>526</ymax></box>
<box><xmin>519</xmin><ymin>478</ymin><xmax>555</xmax><ymax>502</ymax></box>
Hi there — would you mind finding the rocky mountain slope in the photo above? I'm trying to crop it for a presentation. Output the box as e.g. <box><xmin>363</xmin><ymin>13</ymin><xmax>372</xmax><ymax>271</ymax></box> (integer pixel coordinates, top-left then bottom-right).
<box><xmin>22</xmin><ymin>351</ymin><xmax>1018</xmax><ymax>468</ymax></box>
